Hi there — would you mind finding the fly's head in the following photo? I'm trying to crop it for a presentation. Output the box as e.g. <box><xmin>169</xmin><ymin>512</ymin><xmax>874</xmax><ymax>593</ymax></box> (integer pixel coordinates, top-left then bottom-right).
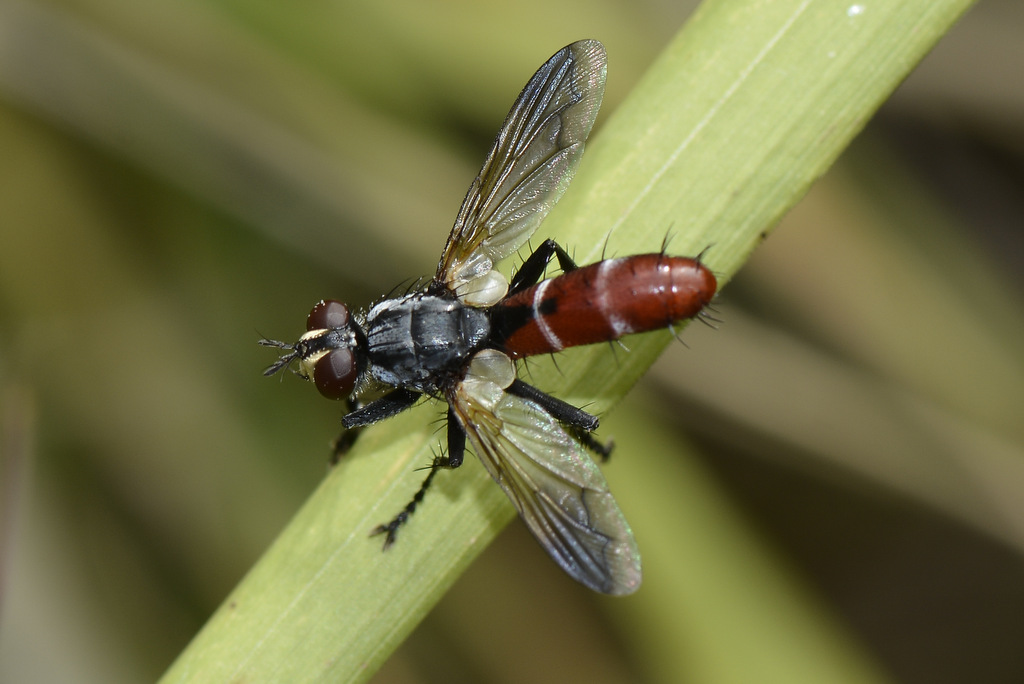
<box><xmin>259</xmin><ymin>299</ymin><xmax>367</xmax><ymax>400</ymax></box>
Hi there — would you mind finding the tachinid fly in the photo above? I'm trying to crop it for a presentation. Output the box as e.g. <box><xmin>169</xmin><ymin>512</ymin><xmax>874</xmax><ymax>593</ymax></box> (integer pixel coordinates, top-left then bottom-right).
<box><xmin>261</xmin><ymin>40</ymin><xmax>717</xmax><ymax>595</ymax></box>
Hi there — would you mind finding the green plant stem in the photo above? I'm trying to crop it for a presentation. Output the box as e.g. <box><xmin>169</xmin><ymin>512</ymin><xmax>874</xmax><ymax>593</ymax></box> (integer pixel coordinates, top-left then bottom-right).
<box><xmin>161</xmin><ymin>0</ymin><xmax>975</xmax><ymax>681</ymax></box>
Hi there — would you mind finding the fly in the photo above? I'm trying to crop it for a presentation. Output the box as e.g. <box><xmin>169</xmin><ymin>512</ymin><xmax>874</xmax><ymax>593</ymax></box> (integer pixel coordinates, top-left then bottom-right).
<box><xmin>261</xmin><ymin>40</ymin><xmax>717</xmax><ymax>595</ymax></box>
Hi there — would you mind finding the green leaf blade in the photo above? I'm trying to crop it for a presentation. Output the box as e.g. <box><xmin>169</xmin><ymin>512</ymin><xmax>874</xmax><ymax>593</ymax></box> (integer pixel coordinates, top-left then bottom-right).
<box><xmin>161</xmin><ymin>1</ymin><xmax>975</xmax><ymax>681</ymax></box>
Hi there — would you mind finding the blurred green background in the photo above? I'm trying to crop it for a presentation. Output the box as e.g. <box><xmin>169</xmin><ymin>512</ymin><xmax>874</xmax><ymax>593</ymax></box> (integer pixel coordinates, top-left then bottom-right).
<box><xmin>1</xmin><ymin>1</ymin><xmax>1022</xmax><ymax>682</ymax></box>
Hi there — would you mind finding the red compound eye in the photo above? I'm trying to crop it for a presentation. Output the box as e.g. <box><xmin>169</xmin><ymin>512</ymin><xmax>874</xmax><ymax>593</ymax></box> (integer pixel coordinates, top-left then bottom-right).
<box><xmin>307</xmin><ymin>300</ymin><xmax>350</xmax><ymax>331</ymax></box>
<box><xmin>312</xmin><ymin>348</ymin><xmax>357</xmax><ymax>399</ymax></box>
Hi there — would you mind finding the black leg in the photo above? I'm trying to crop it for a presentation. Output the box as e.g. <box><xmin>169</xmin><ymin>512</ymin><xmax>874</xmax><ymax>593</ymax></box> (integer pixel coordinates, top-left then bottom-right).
<box><xmin>371</xmin><ymin>408</ymin><xmax>466</xmax><ymax>547</ymax></box>
<box><xmin>445</xmin><ymin>407</ymin><xmax>465</xmax><ymax>468</ymax></box>
<box><xmin>570</xmin><ymin>427</ymin><xmax>614</xmax><ymax>463</ymax></box>
<box><xmin>508</xmin><ymin>239</ymin><xmax>579</xmax><ymax>296</ymax></box>
<box><xmin>333</xmin><ymin>389</ymin><xmax>421</xmax><ymax>464</ymax></box>
<box><xmin>505</xmin><ymin>379</ymin><xmax>614</xmax><ymax>461</ymax></box>
<box><xmin>330</xmin><ymin>397</ymin><xmax>363</xmax><ymax>464</ymax></box>
<box><xmin>371</xmin><ymin>459</ymin><xmax>445</xmax><ymax>548</ymax></box>
<box><xmin>507</xmin><ymin>379</ymin><xmax>598</xmax><ymax>431</ymax></box>
<box><xmin>341</xmin><ymin>388</ymin><xmax>421</xmax><ymax>429</ymax></box>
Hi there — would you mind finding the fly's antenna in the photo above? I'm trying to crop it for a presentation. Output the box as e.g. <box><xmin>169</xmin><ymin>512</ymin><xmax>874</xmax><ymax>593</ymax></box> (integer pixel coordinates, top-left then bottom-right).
<box><xmin>257</xmin><ymin>336</ymin><xmax>300</xmax><ymax>376</ymax></box>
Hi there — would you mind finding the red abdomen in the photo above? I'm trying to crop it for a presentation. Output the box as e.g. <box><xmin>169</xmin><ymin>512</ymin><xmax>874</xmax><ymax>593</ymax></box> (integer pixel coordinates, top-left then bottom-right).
<box><xmin>494</xmin><ymin>254</ymin><xmax>717</xmax><ymax>359</ymax></box>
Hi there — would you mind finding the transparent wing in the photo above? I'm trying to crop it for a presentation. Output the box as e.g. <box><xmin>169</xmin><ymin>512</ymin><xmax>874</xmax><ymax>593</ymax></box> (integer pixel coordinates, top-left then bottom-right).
<box><xmin>436</xmin><ymin>40</ymin><xmax>606</xmax><ymax>306</ymax></box>
<box><xmin>450</xmin><ymin>360</ymin><xmax>640</xmax><ymax>594</ymax></box>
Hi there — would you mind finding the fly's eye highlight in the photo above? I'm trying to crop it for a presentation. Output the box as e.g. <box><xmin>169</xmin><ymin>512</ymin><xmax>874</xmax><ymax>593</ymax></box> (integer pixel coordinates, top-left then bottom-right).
<box><xmin>313</xmin><ymin>348</ymin><xmax>358</xmax><ymax>399</ymax></box>
<box><xmin>307</xmin><ymin>299</ymin><xmax>350</xmax><ymax>331</ymax></box>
